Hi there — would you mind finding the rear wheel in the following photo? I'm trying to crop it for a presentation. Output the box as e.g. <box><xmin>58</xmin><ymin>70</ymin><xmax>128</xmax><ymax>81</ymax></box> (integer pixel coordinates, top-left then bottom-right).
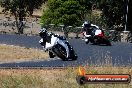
<box><xmin>105</xmin><ymin>40</ymin><xmax>111</xmax><ymax>46</ymax></box>
<box><xmin>70</xmin><ymin>48</ymin><xmax>77</xmax><ymax>60</ymax></box>
<box><xmin>68</xmin><ymin>48</ymin><xmax>77</xmax><ymax>60</ymax></box>
<box><xmin>66</xmin><ymin>42</ymin><xmax>78</xmax><ymax>60</ymax></box>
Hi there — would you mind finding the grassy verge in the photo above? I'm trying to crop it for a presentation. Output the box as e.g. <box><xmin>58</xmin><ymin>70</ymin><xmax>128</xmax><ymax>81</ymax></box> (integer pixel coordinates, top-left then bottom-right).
<box><xmin>0</xmin><ymin>67</ymin><xmax>132</xmax><ymax>88</ymax></box>
<box><xmin>0</xmin><ymin>44</ymin><xmax>48</xmax><ymax>63</ymax></box>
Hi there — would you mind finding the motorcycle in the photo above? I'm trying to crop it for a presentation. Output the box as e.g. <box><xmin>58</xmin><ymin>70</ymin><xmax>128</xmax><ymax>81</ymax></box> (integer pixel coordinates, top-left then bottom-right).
<box><xmin>83</xmin><ymin>26</ymin><xmax>111</xmax><ymax>46</ymax></box>
<box><xmin>39</xmin><ymin>28</ymin><xmax>77</xmax><ymax>61</ymax></box>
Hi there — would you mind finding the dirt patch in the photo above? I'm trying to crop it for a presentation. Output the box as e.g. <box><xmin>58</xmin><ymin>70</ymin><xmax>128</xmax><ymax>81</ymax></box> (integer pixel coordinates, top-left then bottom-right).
<box><xmin>0</xmin><ymin>44</ymin><xmax>48</xmax><ymax>63</ymax></box>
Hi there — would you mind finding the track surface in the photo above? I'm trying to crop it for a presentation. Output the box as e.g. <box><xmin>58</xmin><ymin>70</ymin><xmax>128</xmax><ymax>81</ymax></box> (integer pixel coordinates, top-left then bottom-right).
<box><xmin>0</xmin><ymin>34</ymin><xmax>132</xmax><ymax>67</ymax></box>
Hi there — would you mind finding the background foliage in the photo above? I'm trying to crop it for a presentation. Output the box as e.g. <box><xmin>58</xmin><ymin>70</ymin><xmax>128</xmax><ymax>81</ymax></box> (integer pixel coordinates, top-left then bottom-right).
<box><xmin>41</xmin><ymin>0</ymin><xmax>132</xmax><ymax>32</ymax></box>
<box><xmin>0</xmin><ymin>0</ymin><xmax>46</xmax><ymax>34</ymax></box>
<box><xmin>41</xmin><ymin>0</ymin><xmax>92</xmax><ymax>27</ymax></box>
<box><xmin>0</xmin><ymin>0</ymin><xmax>131</xmax><ymax>32</ymax></box>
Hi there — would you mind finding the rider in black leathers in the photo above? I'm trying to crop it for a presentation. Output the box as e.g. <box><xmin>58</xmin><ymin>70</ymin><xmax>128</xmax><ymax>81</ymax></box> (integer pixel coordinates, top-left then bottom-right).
<box><xmin>39</xmin><ymin>28</ymin><xmax>52</xmax><ymax>47</ymax></box>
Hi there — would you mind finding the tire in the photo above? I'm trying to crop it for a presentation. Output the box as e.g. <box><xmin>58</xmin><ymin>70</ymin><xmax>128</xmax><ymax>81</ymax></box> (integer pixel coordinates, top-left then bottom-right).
<box><xmin>106</xmin><ymin>41</ymin><xmax>111</xmax><ymax>46</ymax></box>
<box><xmin>93</xmin><ymin>38</ymin><xmax>99</xmax><ymax>45</ymax></box>
<box><xmin>49</xmin><ymin>51</ymin><xmax>55</xmax><ymax>58</ymax></box>
<box><xmin>69</xmin><ymin>49</ymin><xmax>78</xmax><ymax>60</ymax></box>
<box><xmin>76</xmin><ymin>76</ymin><xmax>86</xmax><ymax>85</ymax></box>
<box><xmin>104</xmin><ymin>39</ymin><xmax>111</xmax><ymax>46</ymax></box>
<box><xmin>86</xmin><ymin>41</ymin><xmax>89</xmax><ymax>44</ymax></box>
<box><xmin>65</xmin><ymin>42</ymin><xmax>78</xmax><ymax>60</ymax></box>
<box><xmin>53</xmin><ymin>44</ymin><xmax>68</xmax><ymax>61</ymax></box>
<box><xmin>91</xmin><ymin>36</ymin><xmax>99</xmax><ymax>45</ymax></box>
<box><xmin>70</xmin><ymin>49</ymin><xmax>78</xmax><ymax>60</ymax></box>
<box><xmin>85</xmin><ymin>38</ymin><xmax>89</xmax><ymax>44</ymax></box>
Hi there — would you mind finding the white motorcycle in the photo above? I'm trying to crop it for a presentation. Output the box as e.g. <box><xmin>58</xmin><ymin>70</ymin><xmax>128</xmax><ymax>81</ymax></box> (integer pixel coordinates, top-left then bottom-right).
<box><xmin>39</xmin><ymin>28</ymin><xmax>77</xmax><ymax>61</ymax></box>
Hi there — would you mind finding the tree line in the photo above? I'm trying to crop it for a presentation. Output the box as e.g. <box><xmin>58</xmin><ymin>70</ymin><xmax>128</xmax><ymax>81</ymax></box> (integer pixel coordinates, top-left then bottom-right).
<box><xmin>0</xmin><ymin>0</ymin><xmax>131</xmax><ymax>34</ymax></box>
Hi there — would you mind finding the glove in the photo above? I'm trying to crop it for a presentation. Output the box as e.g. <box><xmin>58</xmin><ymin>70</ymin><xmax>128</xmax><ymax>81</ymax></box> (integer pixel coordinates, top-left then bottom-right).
<box><xmin>42</xmin><ymin>46</ymin><xmax>48</xmax><ymax>52</ymax></box>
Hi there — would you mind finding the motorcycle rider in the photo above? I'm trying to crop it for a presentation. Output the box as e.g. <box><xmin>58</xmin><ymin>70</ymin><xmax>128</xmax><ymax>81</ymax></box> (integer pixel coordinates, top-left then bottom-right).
<box><xmin>81</xmin><ymin>21</ymin><xmax>100</xmax><ymax>37</ymax></box>
<box><xmin>39</xmin><ymin>28</ymin><xmax>57</xmax><ymax>51</ymax></box>
<box><xmin>82</xmin><ymin>21</ymin><xmax>94</xmax><ymax>39</ymax></box>
<box><xmin>39</xmin><ymin>28</ymin><xmax>47</xmax><ymax>47</ymax></box>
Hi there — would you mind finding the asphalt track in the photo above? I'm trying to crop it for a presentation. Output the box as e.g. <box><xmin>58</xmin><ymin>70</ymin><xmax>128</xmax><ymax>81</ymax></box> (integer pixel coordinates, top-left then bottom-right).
<box><xmin>0</xmin><ymin>34</ymin><xmax>132</xmax><ymax>68</ymax></box>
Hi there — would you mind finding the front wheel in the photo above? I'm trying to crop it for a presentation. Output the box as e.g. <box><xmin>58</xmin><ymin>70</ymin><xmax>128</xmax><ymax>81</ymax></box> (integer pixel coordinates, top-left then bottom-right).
<box><xmin>53</xmin><ymin>44</ymin><xmax>68</xmax><ymax>61</ymax></box>
<box><xmin>85</xmin><ymin>40</ymin><xmax>89</xmax><ymax>44</ymax></box>
<box><xmin>93</xmin><ymin>38</ymin><xmax>99</xmax><ymax>45</ymax></box>
<box><xmin>49</xmin><ymin>51</ymin><xmax>55</xmax><ymax>58</ymax></box>
<box><xmin>85</xmin><ymin>38</ymin><xmax>89</xmax><ymax>44</ymax></box>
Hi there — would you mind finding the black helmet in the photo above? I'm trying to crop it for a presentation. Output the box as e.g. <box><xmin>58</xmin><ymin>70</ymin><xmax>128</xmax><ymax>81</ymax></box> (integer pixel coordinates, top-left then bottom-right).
<box><xmin>39</xmin><ymin>28</ymin><xmax>47</xmax><ymax>38</ymax></box>
<box><xmin>82</xmin><ymin>21</ymin><xmax>90</xmax><ymax>27</ymax></box>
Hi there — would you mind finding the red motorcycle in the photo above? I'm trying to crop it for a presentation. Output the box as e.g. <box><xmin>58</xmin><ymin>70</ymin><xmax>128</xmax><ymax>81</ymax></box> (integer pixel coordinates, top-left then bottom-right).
<box><xmin>83</xmin><ymin>26</ymin><xmax>111</xmax><ymax>46</ymax></box>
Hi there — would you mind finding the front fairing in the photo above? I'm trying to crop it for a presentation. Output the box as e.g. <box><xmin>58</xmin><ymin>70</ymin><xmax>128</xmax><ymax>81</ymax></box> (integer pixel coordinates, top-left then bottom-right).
<box><xmin>58</xmin><ymin>36</ymin><xmax>66</xmax><ymax>40</ymax></box>
<box><xmin>56</xmin><ymin>38</ymin><xmax>70</xmax><ymax>58</ymax></box>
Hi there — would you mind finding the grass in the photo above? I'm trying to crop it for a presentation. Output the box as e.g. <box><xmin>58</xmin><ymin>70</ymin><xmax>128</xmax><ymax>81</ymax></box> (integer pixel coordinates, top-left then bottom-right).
<box><xmin>0</xmin><ymin>67</ymin><xmax>132</xmax><ymax>88</ymax></box>
<box><xmin>0</xmin><ymin>44</ymin><xmax>48</xmax><ymax>63</ymax></box>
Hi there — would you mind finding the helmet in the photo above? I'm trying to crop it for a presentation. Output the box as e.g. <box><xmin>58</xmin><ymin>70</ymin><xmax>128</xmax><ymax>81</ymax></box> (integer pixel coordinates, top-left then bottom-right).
<box><xmin>39</xmin><ymin>28</ymin><xmax>47</xmax><ymax>33</ymax></box>
<box><xmin>82</xmin><ymin>21</ymin><xmax>90</xmax><ymax>26</ymax></box>
<box><xmin>84</xmin><ymin>21</ymin><xmax>88</xmax><ymax>24</ymax></box>
<box><xmin>39</xmin><ymin>28</ymin><xmax>47</xmax><ymax>38</ymax></box>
